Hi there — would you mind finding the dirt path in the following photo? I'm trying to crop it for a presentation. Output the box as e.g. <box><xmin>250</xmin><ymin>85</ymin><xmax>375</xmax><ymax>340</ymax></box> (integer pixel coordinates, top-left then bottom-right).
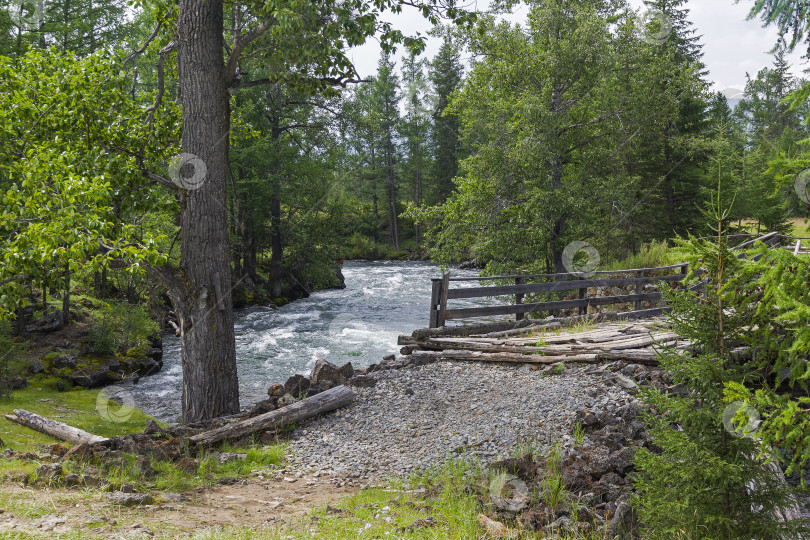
<box><xmin>0</xmin><ymin>473</ymin><xmax>358</xmax><ymax>538</ymax></box>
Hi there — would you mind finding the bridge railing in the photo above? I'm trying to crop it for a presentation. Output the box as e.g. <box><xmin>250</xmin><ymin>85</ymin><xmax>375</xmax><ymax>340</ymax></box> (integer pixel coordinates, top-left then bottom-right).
<box><xmin>428</xmin><ymin>232</ymin><xmax>788</xmax><ymax>328</ymax></box>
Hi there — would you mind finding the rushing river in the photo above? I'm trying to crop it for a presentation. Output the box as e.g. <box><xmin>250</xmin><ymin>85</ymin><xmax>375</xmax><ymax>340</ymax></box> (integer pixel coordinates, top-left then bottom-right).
<box><xmin>131</xmin><ymin>261</ymin><xmax>498</xmax><ymax>422</ymax></box>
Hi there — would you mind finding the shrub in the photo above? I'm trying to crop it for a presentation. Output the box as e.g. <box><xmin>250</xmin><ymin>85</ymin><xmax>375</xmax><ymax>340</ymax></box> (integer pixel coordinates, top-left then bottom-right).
<box><xmin>88</xmin><ymin>302</ymin><xmax>158</xmax><ymax>356</ymax></box>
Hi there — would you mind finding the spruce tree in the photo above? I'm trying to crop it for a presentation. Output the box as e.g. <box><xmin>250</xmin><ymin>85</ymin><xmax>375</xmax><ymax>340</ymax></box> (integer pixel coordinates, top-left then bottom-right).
<box><xmin>631</xmin><ymin>175</ymin><xmax>809</xmax><ymax>537</ymax></box>
<box><xmin>429</xmin><ymin>34</ymin><xmax>463</xmax><ymax>201</ymax></box>
<box><xmin>639</xmin><ymin>0</ymin><xmax>709</xmax><ymax>238</ymax></box>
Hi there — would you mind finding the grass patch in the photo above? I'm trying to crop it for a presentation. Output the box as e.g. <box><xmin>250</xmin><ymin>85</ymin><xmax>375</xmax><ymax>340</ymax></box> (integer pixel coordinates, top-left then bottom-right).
<box><xmin>0</xmin><ymin>375</ymin><xmax>157</xmax><ymax>452</ymax></box>
<box><xmin>0</xmin><ymin>377</ymin><xmax>286</xmax><ymax>494</ymax></box>
<box><xmin>605</xmin><ymin>240</ymin><xmax>687</xmax><ymax>271</ymax></box>
<box><xmin>0</xmin><ymin>490</ymin><xmax>56</xmax><ymax>519</ymax></box>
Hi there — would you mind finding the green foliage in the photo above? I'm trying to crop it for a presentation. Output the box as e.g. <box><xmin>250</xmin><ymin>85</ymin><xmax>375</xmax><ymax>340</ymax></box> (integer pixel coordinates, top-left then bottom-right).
<box><xmin>411</xmin><ymin>0</ymin><xmax>698</xmax><ymax>274</ymax></box>
<box><xmin>718</xmin><ymin>243</ymin><xmax>810</xmax><ymax>478</ymax></box>
<box><xmin>631</xmin><ymin>182</ymin><xmax>810</xmax><ymax>537</ymax></box>
<box><xmin>541</xmin><ymin>444</ymin><xmax>568</xmax><ymax>514</ymax></box>
<box><xmin>0</xmin><ymin>48</ymin><xmax>176</xmax><ymax>319</ymax></box>
<box><xmin>88</xmin><ymin>301</ymin><xmax>158</xmax><ymax>356</ymax></box>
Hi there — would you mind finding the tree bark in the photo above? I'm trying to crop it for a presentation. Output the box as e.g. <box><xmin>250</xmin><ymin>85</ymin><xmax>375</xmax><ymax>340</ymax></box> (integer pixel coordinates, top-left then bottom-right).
<box><xmin>175</xmin><ymin>0</ymin><xmax>239</xmax><ymax>423</ymax></box>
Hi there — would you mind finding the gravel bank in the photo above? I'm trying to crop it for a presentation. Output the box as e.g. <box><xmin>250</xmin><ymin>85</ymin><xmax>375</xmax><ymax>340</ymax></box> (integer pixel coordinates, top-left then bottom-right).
<box><xmin>287</xmin><ymin>361</ymin><xmax>636</xmax><ymax>483</ymax></box>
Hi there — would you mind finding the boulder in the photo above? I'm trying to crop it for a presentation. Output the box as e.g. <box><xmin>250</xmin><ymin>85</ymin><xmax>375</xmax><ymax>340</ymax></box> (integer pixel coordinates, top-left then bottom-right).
<box><xmin>9</xmin><ymin>376</ymin><xmax>28</xmax><ymax>390</ymax></box>
<box><xmin>243</xmin><ymin>399</ymin><xmax>277</xmax><ymax>418</ymax></box>
<box><xmin>277</xmin><ymin>393</ymin><xmax>296</xmax><ymax>407</ymax></box>
<box><xmin>267</xmin><ymin>383</ymin><xmax>285</xmax><ymax>397</ymax></box>
<box><xmin>52</xmin><ymin>354</ymin><xmax>78</xmax><ymax>369</ymax></box>
<box><xmin>283</xmin><ymin>374</ymin><xmax>310</xmax><ymax>398</ymax></box>
<box><xmin>119</xmin><ymin>357</ymin><xmax>162</xmax><ymax>377</ymax></box>
<box><xmin>68</xmin><ymin>361</ymin><xmax>120</xmax><ymax>388</ymax></box>
<box><xmin>561</xmin><ymin>457</ymin><xmax>592</xmax><ymax>491</ymax></box>
<box><xmin>145</xmin><ymin>348</ymin><xmax>163</xmax><ymax>362</ymax></box>
<box><xmin>609</xmin><ymin>447</ymin><xmax>635</xmax><ymax>475</ymax></box>
<box><xmin>28</xmin><ymin>359</ymin><xmax>45</xmax><ymax>374</ymax></box>
<box><xmin>309</xmin><ymin>359</ymin><xmax>350</xmax><ymax>389</ymax></box>
<box><xmin>337</xmin><ymin>362</ymin><xmax>354</xmax><ymax>379</ymax></box>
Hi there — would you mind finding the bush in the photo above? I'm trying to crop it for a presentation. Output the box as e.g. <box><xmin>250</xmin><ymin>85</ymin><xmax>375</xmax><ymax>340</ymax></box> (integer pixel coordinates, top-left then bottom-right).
<box><xmin>88</xmin><ymin>302</ymin><xmax>159</xmax><ymax>356</ymax></box>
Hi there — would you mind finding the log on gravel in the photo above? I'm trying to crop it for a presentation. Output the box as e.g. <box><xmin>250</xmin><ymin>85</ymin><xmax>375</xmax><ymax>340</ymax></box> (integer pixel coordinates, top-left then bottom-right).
<box><xmin>409</xmin><ymin>349</ymin><xmax>599</xmax><ymax>364</ymax></box>
<box><xmin>190</xmin><ymin>385</ymin><xmax>355</xmax><ymax>446</ymax></box>
<box><xmin>5</xmin><ymin>409</ymin><xmax>108</xmax><ymax>445</ymax></box>
<box><xmin>415</xmin><ymin>338</ymin><xmax>598</xmax><ymax>356</ymax></box>
<box><xmin>596</xmin><ymin>349</ymin><xmax>661</xmax><ymax>365</ymax></box>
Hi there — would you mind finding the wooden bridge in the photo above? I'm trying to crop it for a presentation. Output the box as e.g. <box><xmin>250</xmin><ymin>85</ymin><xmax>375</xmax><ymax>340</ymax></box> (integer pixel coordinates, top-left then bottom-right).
<box><xmin>428</xmin><ymin>232</ymin><xmax>804</xmax><ymax>329</ymax></box>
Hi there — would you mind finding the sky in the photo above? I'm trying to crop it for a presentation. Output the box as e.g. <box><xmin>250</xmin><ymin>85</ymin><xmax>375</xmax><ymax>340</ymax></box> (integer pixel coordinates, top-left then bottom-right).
<box><xmin>349</xmin><ymin>0</ymin><xmax>807</xmax><ymax>96</ymax></box>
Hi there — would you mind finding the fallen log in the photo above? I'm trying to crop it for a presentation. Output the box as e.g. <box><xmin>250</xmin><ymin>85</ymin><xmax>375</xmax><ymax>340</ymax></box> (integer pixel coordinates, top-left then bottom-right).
<box><xmin>414</xmin><ymin>338</ymin><xmax>597</xmax><ymax>356</ymax></box>
<box><xmin>596</xmin><ymin>349</ymin><xmax>661</xmax><ymax>366</ymax></box>
<box><xmin>5</xmin><ymin>409</ymin><xmax>108</xmax><ymax>445</ymax></box>
<box><xmin>409</xmin><ymin>349</ymin><xmax>599</xmax><ymax>364</ymax></box>
<box><xmin>190</xmin><ymin>385</ymin><xmax>355</xmax><ymax>446</ymax></box>
<box><xmin>474</xmin><ymin>321</ymin><xmax>561</xmax><ymax>338</ymax></box>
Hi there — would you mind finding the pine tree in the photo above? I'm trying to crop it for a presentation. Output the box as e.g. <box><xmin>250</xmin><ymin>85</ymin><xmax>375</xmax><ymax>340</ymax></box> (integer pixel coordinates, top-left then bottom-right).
<box><xmin>429</xmin><ymin>34</ymin><xmax>463</xmax><ymax>202</ymax></box>
<box><xmin>374</xmin><ymin>53</ymin><xmax>402</xmax><ymax>250</ymax></box>
<box><xmin>639</xmin><ymin>0</ymin><xmax>709</xmax><ymax>238</ymax></box>
<box><xmin>400</xmin><ymin>51</ymin><xmax>431</xmax><ymax>246</ymax></box>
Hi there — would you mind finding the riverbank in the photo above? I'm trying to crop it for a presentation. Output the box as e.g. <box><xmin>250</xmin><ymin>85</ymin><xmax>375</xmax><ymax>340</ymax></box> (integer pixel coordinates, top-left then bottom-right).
<box><xmin>0</xmin><ymin>323</ymin><xmax>646</xmax><ymax>538</ymax></box>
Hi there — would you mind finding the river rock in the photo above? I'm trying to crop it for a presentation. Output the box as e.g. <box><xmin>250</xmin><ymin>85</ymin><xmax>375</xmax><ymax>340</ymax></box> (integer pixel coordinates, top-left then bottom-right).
<box><xmin>309</xmin><ymin>359</ymin><xmax>352</xmax><ymax>389</ymax></box>
<box><xmin>243</xmin><ymin>399</ymin><xmax>277</xmax><ymax>418</ymax></box>
<box><xmin>119</xmin><ymin>357</ymin><xmax>162</xmax><ymax>377</ymax></box>
<box><xmin>283</xmin><ymin>374</ymin><xmax>310</xmax><ymax>398</ymax></box>
<box><xmin>277</xmin><ymin>393</ymin><xmax>296</xmax><ymax>407</ymax></box>
<box><xmin>267</xmin><ymin>383</ymin><xmax>285</xmax><ymax>397</ymax></box>
<box><xmin>68</xmin><ymin>361</ymin><xmax>120</xmax><ymax>388</ymax></box>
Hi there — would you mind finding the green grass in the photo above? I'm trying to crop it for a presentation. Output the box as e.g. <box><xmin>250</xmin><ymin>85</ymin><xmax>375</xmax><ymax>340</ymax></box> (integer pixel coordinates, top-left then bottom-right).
<box><xmin>0</xmin><ymin>491</ymin><xmax>55</xmax><ymax>519</ymax></box>
<box><xmin>0</xmin><ymin>376</ymin><xmax>286</xmax><ymax>494</ymax></box>
<box><xmin>0</xmin><ymin>375</ymin><xmax>157</xmax><ymax>452</ymax></box>
<box><xmin>789</xmin><ymin>217</ymin><xmax>810</xmax><ymax>237</ymax></box>
<box><xmin>605</xmin><ymin>240</ymin><xmax>687</xmax><ymax>271</ymax></box>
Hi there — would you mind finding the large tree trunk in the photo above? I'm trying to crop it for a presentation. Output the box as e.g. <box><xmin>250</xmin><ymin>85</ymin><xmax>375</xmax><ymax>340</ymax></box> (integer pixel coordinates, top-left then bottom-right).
<box><xmin>176</xmin><ymin>0</ymin><xmax>239</xmax><ymax>423</ymax></box>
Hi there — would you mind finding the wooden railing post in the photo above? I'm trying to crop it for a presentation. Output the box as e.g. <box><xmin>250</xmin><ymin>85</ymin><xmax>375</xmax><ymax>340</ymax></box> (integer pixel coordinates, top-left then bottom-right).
<box><xmin>429</xmin><ymin>278</ymin><xmax>442</xmax><ymax>329</ymax></box>
<box><xmin>635</xmin><ymin>270</ymin><xmax>644</xmax><ymax>311</ymax></box>
<box><xmin>578</xmin><ymin>282</ymin><xmax>586</xmax><ymax>316</ymax></box>
<box><xmin>515</xmin><ymin>276</ymin><xmax>524</xmax><ymax>321</ymax></box>
<box><xmin>439</xmin><ymin>272</ymin><xmax>450</xmax><ymax>327</ymax></box>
